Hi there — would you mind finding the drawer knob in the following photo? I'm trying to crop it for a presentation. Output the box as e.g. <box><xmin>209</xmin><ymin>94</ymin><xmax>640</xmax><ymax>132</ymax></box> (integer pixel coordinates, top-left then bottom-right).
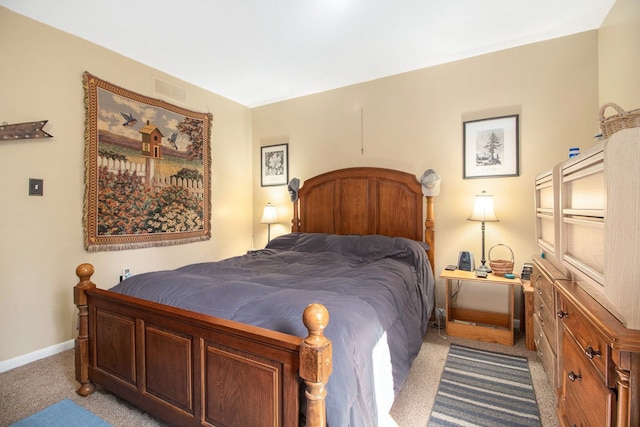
<box><xmin>585</xmin><ymin>346</ymin><xmax>602</xmax><ymax>359</ymax></box>
<box><xmin>568</xmin><ymin>371</ymin><xmax>582</xmax><ymax>382</ymax></box>
<box><xmin>535</xmin><ymin>274</ymin><xmax>543</xmax><ymax>295</ymax></box>
<box><xmin>557</xmin><ymin>310</ymin><xmax>569</xmax><ymax>319</ymax></box>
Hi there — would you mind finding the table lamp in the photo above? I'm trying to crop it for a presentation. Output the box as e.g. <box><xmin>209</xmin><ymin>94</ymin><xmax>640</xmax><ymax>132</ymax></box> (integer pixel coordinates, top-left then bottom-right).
<box><xmin>260</xmin><ymin>203</ymin><xmax>277</xmax><ymax>243</ymax></box>
<box><xmin>467</xmin><ymin>191</ymin><xmax>499</xmax><ymax>273</ymax></box>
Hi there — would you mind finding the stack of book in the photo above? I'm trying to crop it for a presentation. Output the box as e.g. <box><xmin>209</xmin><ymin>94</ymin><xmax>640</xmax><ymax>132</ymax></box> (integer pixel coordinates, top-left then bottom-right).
<box><xmin>521</xmin><ymin>262</ymin><xmax>533</xmax><ymax>280</ymax></box>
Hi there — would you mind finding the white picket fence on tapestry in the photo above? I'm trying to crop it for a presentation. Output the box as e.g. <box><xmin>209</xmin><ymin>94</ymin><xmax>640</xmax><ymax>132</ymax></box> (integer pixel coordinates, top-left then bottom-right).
<box><xmin>98</xmin><ymin>155</ymin><xmax>204</xmax><ymax>198</ymax></box>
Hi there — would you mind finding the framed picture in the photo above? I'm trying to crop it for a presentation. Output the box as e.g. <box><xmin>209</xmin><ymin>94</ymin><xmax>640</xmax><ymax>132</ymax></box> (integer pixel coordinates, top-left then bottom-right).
<box><xmin>463</xmin><ymin>114</ymin><xmax>519</xmax><ymax>179</ymax></box>
<box><xmin>261</xmin><ymin>143</ymin><xmax>289</xmax><ymax>186</ymax></box>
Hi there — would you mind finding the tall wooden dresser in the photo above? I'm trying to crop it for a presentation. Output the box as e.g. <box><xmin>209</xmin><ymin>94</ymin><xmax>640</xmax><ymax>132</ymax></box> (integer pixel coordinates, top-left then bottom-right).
<box><xmin>530</xmin><ymin>256</ymin><xmax>568</xmax><ymax>399</ymax></box>
<box><xmin>533</xmin><ymin>128</ymin><xmax>640</xmax><ymax>426</ymax></box>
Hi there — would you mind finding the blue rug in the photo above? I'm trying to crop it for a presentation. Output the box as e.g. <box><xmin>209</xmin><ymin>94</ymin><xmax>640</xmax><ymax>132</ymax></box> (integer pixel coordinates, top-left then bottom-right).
<box><xmin>9</xmin><ymin>399</ymin><xmax>112</xmax><ymax>427</ymax></box>
<box><xmin>428</xmin><ymin>345</ymin><xmax>541</xmax><ymax>427</ymax></box>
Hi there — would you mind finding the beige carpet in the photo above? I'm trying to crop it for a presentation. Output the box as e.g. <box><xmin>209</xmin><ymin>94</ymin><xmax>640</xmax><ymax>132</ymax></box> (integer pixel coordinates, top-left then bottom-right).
<box><xmin>0</xmin><ymin>327</ymin><xmax>558</xmax><ymax>427</ymax></box>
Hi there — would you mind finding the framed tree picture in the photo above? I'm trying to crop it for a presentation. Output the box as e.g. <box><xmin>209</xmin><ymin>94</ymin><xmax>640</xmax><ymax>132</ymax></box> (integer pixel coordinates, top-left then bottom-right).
<box><xmin>261</xmin><ymin>143</ymin><xmax>288</xmax><ymax>186</ymax></box>
<box><xmin>463</xmin><ymin>114</ymin><xmax>519</xmax><ymax>179</ymax></box>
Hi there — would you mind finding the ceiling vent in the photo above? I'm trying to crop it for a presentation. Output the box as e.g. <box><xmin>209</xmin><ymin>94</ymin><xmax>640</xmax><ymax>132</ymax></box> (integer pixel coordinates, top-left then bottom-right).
<box><xmin>153</xmin><ymin>77</ymin><xmax>186</xmax><ymax>103</ymax></box>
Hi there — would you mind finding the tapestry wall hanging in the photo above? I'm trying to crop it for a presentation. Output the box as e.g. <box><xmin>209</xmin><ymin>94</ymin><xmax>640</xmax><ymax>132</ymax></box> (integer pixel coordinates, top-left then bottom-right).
<box><xmin>83</xmin><ymin>72</ymin><xmax>212</xmax><ymax>252</ymax></box>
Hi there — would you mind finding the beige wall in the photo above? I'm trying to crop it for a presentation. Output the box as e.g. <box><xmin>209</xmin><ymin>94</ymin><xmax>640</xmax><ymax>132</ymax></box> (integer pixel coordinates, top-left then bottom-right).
<box><xmin>252</xmin><ymin>32</ymin><xmax>602</xmax><ymax>315</ymax></box>
<box><xmin>0</xmin><ymin>8</ymin><xmax>253</xmax><ymax>362</ymax></box>
<box><xmin>598</xmin><ymin>0</ymin><xmax>640</xmax><ymax>108</ymax></box>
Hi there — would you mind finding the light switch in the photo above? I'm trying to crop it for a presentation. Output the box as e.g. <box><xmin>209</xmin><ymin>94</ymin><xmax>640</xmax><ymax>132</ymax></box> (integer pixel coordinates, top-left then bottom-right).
<box><xmin>29</xmin><ymin>178</ymin><xmax>43</xmax><ymax>196</ymax></box>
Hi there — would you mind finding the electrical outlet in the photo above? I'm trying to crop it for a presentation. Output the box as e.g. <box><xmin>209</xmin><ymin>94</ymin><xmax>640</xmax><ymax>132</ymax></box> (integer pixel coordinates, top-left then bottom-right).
<box><xmin>120</xmin><ymin>268</ymin><xmax>131</xmax><ymax>282</ymax></box>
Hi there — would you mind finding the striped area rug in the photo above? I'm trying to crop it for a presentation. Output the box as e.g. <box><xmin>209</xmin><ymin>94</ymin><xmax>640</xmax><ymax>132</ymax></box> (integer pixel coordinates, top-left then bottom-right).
<box><xmin>428</xmin><ymin>344</ymin><xmax>541</xmax><ymax>427</ymax></box>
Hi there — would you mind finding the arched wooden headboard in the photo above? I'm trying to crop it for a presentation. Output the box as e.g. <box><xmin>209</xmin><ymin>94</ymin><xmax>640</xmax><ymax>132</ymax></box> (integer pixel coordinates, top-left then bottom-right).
<box><xmin>291</xmin><ymin>167</ymin><xmax>436</xmax><ymax>272</ymax></box>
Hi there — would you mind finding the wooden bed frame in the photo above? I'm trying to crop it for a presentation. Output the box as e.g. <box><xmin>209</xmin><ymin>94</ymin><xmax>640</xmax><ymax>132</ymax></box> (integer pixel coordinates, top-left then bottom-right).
<box><xmin>74</xmin><ymin>167</ymin><xmax>435</xmax><ymax>427</ymax></box>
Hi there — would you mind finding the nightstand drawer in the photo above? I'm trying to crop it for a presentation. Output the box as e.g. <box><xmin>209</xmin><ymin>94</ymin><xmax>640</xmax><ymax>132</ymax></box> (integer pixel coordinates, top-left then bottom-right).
<box><xmin>558</xmin><ymin>294</ymin><xmax>613</xmax><ymax>385</ymax></box>
<box><xmin>562</xmin><ymin>331</ymin><xmax>614</xmax><ymax>427</ymax></box>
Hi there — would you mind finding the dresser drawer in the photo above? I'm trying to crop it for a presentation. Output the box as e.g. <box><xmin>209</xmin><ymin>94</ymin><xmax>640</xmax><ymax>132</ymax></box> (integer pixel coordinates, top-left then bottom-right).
<box><xmin>558</xmin><ymin>294</ymin><xmax>613</xmax><ymax>385</ymax></box>
<box><xmin>533</xmin><ymin>316</ymin><xmax>556</xmax><ymax>392</ymax></box>
<box><xmin>532</xmin><ymin>264</ymin><xmax>555</xmax><ymax>310</ymax></box>
<box><xmin>562</xmin><ymin>331</ymin><xmax>614</xmax><ymax>427</ymax></box>
<box><xmin>534</xmin><ymin>292</ymin><xmax>556</xmax><ymax>353</ymax></box>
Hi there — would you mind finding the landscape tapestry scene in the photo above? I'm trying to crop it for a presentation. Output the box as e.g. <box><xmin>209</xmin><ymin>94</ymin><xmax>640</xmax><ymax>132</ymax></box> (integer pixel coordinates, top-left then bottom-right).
<box><xmin>83</xmin><ymin>72</ymin><xmax>212</xmax><ymax>252</ymax></box>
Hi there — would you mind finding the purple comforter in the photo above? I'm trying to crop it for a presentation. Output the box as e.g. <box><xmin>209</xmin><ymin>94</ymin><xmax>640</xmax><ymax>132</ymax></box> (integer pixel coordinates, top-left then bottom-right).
<box><xmin>110</xmin><ymin>233</ymin><xmax>434</xmax><ymax>426</ymax></box>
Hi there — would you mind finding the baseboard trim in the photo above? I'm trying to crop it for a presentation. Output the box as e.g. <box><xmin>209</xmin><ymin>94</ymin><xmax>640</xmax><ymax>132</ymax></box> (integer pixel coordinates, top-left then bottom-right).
<box><xmin>0</xmin><ymin>339</ymin><xmax>74</xmax><ymax>373</ymax></box>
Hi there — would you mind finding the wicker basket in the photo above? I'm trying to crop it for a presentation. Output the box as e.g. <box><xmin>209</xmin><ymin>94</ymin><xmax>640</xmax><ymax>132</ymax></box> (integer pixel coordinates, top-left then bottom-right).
<box><xmin>599</xmin><ymin>103</ymin><xmax>640</xmax><ymax>139</ymax></box>
<box><xmin>488</xmin><ymin>244</ymin><xmax>514</xmax><ymax>276</ymax></box>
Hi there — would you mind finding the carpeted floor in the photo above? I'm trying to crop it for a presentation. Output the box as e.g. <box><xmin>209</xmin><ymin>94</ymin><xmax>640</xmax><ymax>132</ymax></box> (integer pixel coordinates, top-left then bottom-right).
<box><xmin>1</xmin><ymin>327</ymin><xmax>558</xmax><ymax>427</ymax></box>
<box><xmin>0</xmin><ymin>350</ymin><xmax>167</xmax><ymax>427</ymax></box>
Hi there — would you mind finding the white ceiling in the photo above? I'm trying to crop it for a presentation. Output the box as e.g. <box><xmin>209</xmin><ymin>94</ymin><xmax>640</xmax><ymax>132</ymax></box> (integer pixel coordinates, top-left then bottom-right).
<box><xmin>1</xmin><ymin>0</ymin><xmax>615</xmax><ymax>107</ymax></box>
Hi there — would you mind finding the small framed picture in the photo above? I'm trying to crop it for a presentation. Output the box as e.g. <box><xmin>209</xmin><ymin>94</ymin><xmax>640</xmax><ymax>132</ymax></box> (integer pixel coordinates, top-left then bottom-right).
<box><xmin>463</xmin><ymin>115</ymin><xmax>519</xmax><ymax>179</ymax></box>
<box><xmin>261</xmin><ymin>143</ymin><xmax>289</xmax><ymax>186</ymax></box>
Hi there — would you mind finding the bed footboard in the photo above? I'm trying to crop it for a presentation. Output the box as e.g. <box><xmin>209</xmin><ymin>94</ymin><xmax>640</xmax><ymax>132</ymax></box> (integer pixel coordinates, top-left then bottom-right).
<box><xmin>74</xmin><ymin>263</ymin><xmax>332</xmax><ymax>427</ymax></box>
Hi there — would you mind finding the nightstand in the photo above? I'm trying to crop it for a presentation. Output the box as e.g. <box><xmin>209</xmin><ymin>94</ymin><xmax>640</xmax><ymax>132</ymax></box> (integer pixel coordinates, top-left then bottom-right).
<box><xmin>440</xmin><ymin>269</ymin><xmax>521</xmax><ymax>346</ymax></box>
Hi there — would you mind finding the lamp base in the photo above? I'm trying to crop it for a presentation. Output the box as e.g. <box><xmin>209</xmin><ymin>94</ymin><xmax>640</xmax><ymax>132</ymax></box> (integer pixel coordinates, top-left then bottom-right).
<box><xmin>476</xmin><ymin>264</ymin><xmax>492</xmax><ymax>274</ymax></box>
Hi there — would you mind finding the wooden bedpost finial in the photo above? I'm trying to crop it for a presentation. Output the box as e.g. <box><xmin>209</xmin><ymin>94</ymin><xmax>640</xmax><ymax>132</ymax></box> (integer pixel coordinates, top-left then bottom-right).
<box><xmin>74</xmin><ymin>263</ymin><xmax>96</xmax><ymax>397</ymax></box>
<box><xmin>76</xmin><ymin>263</ymin><xmax>95</xmax><ymax>283</ymax></box>
<box><xmin>74</xmin><ymin>263</ymin><xmax>96</xmax><ymax>306</ymax></box>
<box><xmin>300</xmin><ymin>303</ymin><xmax>332</xmax><ymax>427</ymax></box>
<box><xmin>302</xmin><ymin>303</ymin><xmax>329</xmax><ymax>346</ymax></box>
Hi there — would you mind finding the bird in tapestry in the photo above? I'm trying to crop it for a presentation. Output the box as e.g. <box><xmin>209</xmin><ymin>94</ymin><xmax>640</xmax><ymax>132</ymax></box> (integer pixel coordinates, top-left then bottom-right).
<box><xmin>168</xmin><ymin>132</ymin><xmax>178</xmax><ymax>149</ymax></box>
<box><xmin>121</xmin><ymin>112</ymin><xmax>137</xmax><ymax>127</ymax></box>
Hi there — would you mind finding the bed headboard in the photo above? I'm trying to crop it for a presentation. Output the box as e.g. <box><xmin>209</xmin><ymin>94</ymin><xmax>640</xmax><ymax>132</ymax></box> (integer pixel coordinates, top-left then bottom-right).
<box><xmin>291</xmin><ymin>167</ymin><xmax>436</xmax><ymax>271</ymax></box>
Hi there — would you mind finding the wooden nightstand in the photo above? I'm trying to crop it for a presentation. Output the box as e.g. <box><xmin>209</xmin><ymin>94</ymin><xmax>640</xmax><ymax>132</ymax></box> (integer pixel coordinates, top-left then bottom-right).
<box><xmin>440</xmin><ymin>269</ymin><xmax>521</xmax><ymax>346</ymax></box>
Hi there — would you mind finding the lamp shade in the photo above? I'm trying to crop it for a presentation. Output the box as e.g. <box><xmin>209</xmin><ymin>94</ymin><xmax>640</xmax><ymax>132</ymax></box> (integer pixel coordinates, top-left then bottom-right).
<box><xmin>260</xmin><ymin>203</ymin><xmax>277</xmax><ymax>224</ymax></box>
<box><xmin>468</xmin><ymin>191</ymin><xmax>499</xmax><ymax>222</ymax></box>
